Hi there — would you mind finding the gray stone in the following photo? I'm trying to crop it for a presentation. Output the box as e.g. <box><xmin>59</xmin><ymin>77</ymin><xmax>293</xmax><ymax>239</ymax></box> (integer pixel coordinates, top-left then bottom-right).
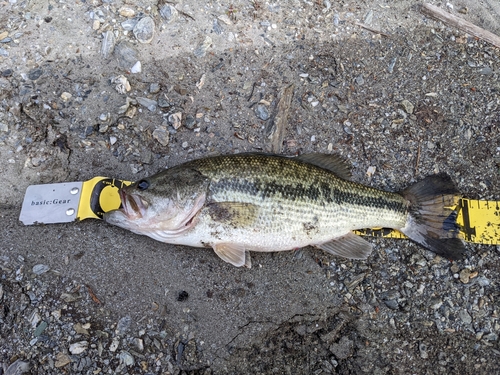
<box><xmin>160</xmin><ymin>4</ymin><xmax>178</xmax><ymax>23</ymax></box>
<box><xmin>255</xmin><ymin>104</ymin><xmax>270</xmax><ymax>120</ymax></box>
<box><xmin>28</xmin><ymin>68</ymin><xmax>43</xmax><ymax>80</ymax></box>
<box><xmin>329</xmin><ymin>336</ymin><xmax>353</xmax><ymax>360</ymax></box>
<box><xmin>101</xmin><ymin>30</ymin><xmax>115</xmax><ymax>58</ymax></box>
<box><xmin>136</xmin><ymin>97</ymin><xmax>157</xmax><ymax>112</ymax></box>
<box><xmin>114</xmin><ymin>41</ymin><xmax>139</xmax><ymax>70</ymax></box>
<box><xmin>133</xmin><ymin>17</ymin><xmax>155</xmax><ymax>44</ymax></box>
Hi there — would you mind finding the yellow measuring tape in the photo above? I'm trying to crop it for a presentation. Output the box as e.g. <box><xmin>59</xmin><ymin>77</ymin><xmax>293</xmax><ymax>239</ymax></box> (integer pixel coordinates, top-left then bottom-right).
<box><xmin>356</xmin><ymin>198</ymin><xmax>500</xmax><ymax>245</ymax></box>
<box><xmin>78</xmin><ymin>177</ymin><xmax>500</xmax><ymax>245</ymax></box>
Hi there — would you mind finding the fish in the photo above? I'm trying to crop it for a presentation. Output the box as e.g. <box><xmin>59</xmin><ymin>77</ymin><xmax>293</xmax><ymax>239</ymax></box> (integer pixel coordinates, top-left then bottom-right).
<box><xmin>104</xmin><ymin>153</ymin><xmax>465</xmax><ymax>267</ymax></box>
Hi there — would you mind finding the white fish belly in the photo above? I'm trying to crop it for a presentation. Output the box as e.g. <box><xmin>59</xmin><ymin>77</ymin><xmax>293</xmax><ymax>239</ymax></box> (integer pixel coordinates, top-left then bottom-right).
<box><xmin>149</xmin><ymin>199</ymin><xmax>408</xmax><ymax>252</ymax></box>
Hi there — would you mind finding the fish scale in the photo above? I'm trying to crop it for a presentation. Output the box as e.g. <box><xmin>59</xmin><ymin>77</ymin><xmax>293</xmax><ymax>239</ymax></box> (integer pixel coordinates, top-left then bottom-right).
<box><xmin>195</xmin><ymin>154</ymin><xmax>409</xmax><ymax>230</ymax></box>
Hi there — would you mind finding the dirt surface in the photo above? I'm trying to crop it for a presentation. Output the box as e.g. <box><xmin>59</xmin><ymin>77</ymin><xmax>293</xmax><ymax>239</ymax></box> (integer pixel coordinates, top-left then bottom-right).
<box><xmin>1</xmin><ymin>0</ymin><xmax>500</xmax><ymax>374</ymax></box>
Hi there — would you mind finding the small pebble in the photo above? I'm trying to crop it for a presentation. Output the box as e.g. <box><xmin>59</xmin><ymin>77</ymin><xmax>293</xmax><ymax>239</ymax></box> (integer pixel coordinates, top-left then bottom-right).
<box><xmin>193</xmin><ymin>36</ymin><xmax>212</xmax><ymax>58</ymax></box>
<box><xmin>419</xmin><ymin>343</ymin><xmax>428</xmax><ymax>359</ymax></box>
<box><xmin>217</xmin><ymin>14</ymin><xmax>232</xmax><ymax>25</ymax></box>
<box><xmin>459</xmin><ymin>309</ymin><xmax>472</xmax><ymax>325</ymax></box>
<box><xmin>101</xmin><ymin>30</ymin><xmax>115</xmax><ymax>59</ymax></box>
<box><xmin>60</xmin><ymin>92</ymin><xmax>72</xmax><ymax>102</ymax></box>
<box><xmin>54</xmin><ymin>353</ymin><xmax>71</xmax><ymax>368</ymax></box>
<box><xmin>28</xmin><ymin>68</ymin><xmax>43</xmax><ymax>80</ymax></box>
<box><xmin>152</xmin><ymin>126</ymin><xmax>169</xmax><ymax>146</ymax></box>
<box><xmin>160</xmin><ymin>4</ymin><xmax>178</xmax><ymax>23</ymax></box>
<box><xmin>185</xmin><ymin>114</ymin><xmax>196</xmax><ymax>129</ymax></box>
<box><xmin>158</xmin><ymin>97</ymin><xmax>171</xmax><ymax>108</ymax></box>
<box><xmin>112</xmin><ymin>75</ymin><xmax>131</xmax><ymax>94</ymax></box>
<box><xmin>3</xmin><ymin>360</ymin><xmax>30</xmax><ymax>375</ymax></box>
<box><xmin>459</xmin><ymin>268</ymin><xmax>471</xmax><ymax>284</ymax></box>
<box><xmin>136</xmin><ymin>97</ymin><xmax>157</xmax><ymax>112</ymax></box>
<box><xmin>69</xmin><ymin>341</ymin><xmax>89</xmax><ymax>355</ymax></box>
<box><xmin>116</xmin><ymin>316</ymin><xmax>132</xmax><ymax>335</ymax></box>
<box><xmin>255</xmin><ymin>104</ymin><xmax>269</xmax><ymax>120</ymax></box>
<box><xmin>109</xmin><ymin>337</ymin><xmax>120</xmax><ymax>352</ymax></box>
<box><xmin>134</xmin><ymin>338</ymin><xmax>144</xmax><ymax>352</ymax></box>
<box><xmin>34</xmin><ymin>321</ymin><xmax>48</xmax><ymax>336</ymax></box>
<box><xmin>149</xmin><ymin>83</ymin><xmax>160</xmax><ymax>94</ymax></box>
<box><xmin>121</xmin><ymin>18</ymin><xmax>138</xmax><ymax>31</ymax></box>
<box><xmin>119</xmin><ymin>350</ymin><xmax>135</xmax><ymax>366</ymax></box>
<box><xmin>118</xmin><ymin>7</ymin><xmax>135</xmax><ymax>18</ymax></box>
<box><xmin>168</xmin><ymin>112</ymin><xmax>182</xmax><ymax>129</ymax></box>
<box><xmin>32</xmin><ymin>264</ymin><xmax>50</xmax><ymax>275</ymax></box>
<box><xmin>130</xmin><ymin>61</ymin><xmax>142</xmax><ymax>73</ymax></box>
<box><xmin>400</xmin><ymin>99</ymin><xmax>414</xmax><ymax>114</ymax></box>
<box><xmin>114</xmin><ymin>41</ymin><xmax>139</xmax><ymax>70</ymax></box>
<box><xmin>133</xmin><ymin>17</ymin><xmax>155</xmax><ymax>44</ymax></box>
<box><xmin>355</xmin><ymin>74</ymin><xmax>364</xmax><ymax>85</ymax></box>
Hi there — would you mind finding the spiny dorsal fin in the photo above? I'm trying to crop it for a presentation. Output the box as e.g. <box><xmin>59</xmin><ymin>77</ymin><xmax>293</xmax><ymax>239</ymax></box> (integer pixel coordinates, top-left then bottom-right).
<box><xmin>296</xmin><ymin>153</ymin><xmax>352</xmax><ymax>180</ymax></box>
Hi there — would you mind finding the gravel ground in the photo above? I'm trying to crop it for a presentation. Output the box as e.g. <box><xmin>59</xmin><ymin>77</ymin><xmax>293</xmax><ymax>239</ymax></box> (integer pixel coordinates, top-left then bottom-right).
<box><xmin>1</xmin><ymin>0</ymin><xmax>500</xmax><ymax>374</ymax></box>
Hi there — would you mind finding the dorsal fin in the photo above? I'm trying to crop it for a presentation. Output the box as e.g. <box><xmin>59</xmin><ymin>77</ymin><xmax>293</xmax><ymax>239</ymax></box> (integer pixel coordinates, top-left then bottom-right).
<box><xmin>296</xmin><ymin>153</ymin><xmax>352</xmax><ymax>180</ymax></box>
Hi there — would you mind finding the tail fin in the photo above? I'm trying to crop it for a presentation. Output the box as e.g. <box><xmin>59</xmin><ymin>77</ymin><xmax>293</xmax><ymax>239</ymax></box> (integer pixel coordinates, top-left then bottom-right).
<box><xmin>399</xmin><ymin>174</ymin><xmax>465</xmax><ymax>260</ymax></box>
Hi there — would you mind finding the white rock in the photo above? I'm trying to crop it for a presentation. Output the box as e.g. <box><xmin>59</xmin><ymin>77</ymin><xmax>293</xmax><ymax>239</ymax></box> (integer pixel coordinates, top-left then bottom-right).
<box><xmin>60</xmin><ymin>92</ymin><xmax>72</xmax><ymax>102</ymax></box>
<box><xmin>119</xmin><ymin>7</ymin><xmax>135</xmax><ymax>17</ymax></box>
<box><xmin>32</xmin><ymin>264</ymin><xmax>50</xmax><ymax>275</ymax></box>
<box><xmin>69</xmin><ymin>341</ymin><xmax>89</xmax><ymax>355</ymax></box>
<box><xmin>130</xmin><ymin>61</ymin><xmax>141</xmax><ymax>74</ymax></box>
<box><xmin>109</xmin><ymin>337</ymin><xmax>120</xmax><ymax>352</ymax></box>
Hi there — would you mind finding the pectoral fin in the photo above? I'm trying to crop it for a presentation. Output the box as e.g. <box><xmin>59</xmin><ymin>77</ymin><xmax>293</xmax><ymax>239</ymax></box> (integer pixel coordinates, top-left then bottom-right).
<box><xmin>213</xmin><ymin>243</ymin><xmax>252</xmax><ymax>268</ymax></box>
<box><xmin>317</xmin><ymin>232</ymin><xmax>373</xmax><ymax>259</ymax></box>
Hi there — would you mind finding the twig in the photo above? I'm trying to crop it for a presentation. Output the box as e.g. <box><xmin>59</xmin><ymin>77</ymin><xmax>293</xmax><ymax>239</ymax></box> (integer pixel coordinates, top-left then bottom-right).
<box><xmin>86</xmin><ymin>284</ymin><xmax>102</xmax><ymax>304</ymax></box>
<box><xmin>267</xmin><ymin>84</ymin><xmax>294</xmax><ymax>153</ymax></box>
<box><xmin>355</xmin><ymin>22</ymin><xmax>390</xmax><ymax>37</ymax></box>
<box><xmin>415</xmin><ymin>141</ymin><xmax>421</xmax><ymax>175</ymax></box>
<box><xmin>421</xmin><ymin>3</ymin><xmax>500</xmax><ymax>48</ymax></box>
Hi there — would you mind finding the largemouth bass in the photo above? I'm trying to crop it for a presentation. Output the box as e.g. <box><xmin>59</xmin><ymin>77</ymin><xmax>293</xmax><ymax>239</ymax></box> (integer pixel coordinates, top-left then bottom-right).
<box><xmin>104</xmin><ymin>153</ymin><xmax>465</xmax><ymax>267</ymax></box>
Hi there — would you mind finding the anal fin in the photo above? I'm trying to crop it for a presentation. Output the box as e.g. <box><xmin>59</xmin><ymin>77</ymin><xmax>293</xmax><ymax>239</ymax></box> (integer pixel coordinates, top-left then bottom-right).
<box><xmin>317</xmin><ymin>232</ymin><xmax>373</xmax><ymax>260</ymax></box>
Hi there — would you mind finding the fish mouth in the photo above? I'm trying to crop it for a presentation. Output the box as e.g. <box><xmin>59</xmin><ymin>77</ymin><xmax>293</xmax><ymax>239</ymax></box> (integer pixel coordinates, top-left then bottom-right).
<box><xmin>120</xmin><ymin>189</ymin><xmax>149</xmax><ymax>218</ymax></box>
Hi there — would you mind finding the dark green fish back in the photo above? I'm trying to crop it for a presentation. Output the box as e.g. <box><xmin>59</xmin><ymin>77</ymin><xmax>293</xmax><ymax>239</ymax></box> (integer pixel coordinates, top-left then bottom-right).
<box><xmin>184</xmin><ymin>153</ymin><xmax>409</xmax><ymax>226</ymax></box>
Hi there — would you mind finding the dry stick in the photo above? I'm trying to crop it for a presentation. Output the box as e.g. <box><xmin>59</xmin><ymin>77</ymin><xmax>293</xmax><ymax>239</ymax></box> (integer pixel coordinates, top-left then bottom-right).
<box><xmin>421</xmin><ymin>3</ymin><xmax>500</xmax><ymax>48</ymax></box>
<box><xmin>355</xmin><ymin>22</ymin><xmax>391</xmax><ymax>37</ymax></box>
<box><xmin>415</xmin><ymin>141</ymin><xmax>421</xmax><ymax>175</ymax></box>
<box><xmin>268</xmin><ymin>84</ymin><xmax>294</xmax><ymax>153</ymax></box>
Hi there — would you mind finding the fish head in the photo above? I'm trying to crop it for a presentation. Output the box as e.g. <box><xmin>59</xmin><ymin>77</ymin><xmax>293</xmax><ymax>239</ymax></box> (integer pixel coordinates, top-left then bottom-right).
<box><xmin>104</xmin><ymin>168</ymin><xmax>208</xmax><ymax>236</ymax></box>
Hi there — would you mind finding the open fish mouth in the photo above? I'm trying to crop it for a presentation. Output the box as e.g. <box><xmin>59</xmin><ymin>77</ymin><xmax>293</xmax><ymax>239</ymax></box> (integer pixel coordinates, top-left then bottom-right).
<box><xmin>120</xmin><ymin>189</ymin><xmax>149</xmax><ymax>219</ymax></box>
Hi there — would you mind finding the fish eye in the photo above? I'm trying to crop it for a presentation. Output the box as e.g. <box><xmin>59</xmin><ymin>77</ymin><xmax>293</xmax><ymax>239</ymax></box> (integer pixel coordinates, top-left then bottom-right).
<box><xmin>137</xmin><ymin>180</ymin><xmax>149</xmax><ymax>190</ymax></box>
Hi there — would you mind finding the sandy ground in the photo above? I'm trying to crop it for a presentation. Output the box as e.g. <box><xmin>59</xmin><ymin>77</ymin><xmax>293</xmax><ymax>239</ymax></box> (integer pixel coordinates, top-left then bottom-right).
<box><xmin>1</xmin><ymin>0</ymin><xmax>500</xmax><ymax>373</ymax></box>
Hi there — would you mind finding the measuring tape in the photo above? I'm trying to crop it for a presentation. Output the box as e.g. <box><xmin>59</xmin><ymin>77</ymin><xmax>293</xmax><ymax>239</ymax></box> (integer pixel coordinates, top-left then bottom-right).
<box><xmin>355</xmin><ymin>198</ymin><xmax>500</xmax><ymax>245</ymax></box>
<box><xmin>20</xmin><ymin>177</ymin><xmax>500</xmax><ymax>245</ymax></box>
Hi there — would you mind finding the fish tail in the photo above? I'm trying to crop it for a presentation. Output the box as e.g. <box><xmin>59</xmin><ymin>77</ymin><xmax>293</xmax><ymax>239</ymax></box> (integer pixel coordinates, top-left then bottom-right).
<box><xmin>399</xmin><ymin>174</ymin><xmax>465</xmax><ymax>260</ymax></box>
